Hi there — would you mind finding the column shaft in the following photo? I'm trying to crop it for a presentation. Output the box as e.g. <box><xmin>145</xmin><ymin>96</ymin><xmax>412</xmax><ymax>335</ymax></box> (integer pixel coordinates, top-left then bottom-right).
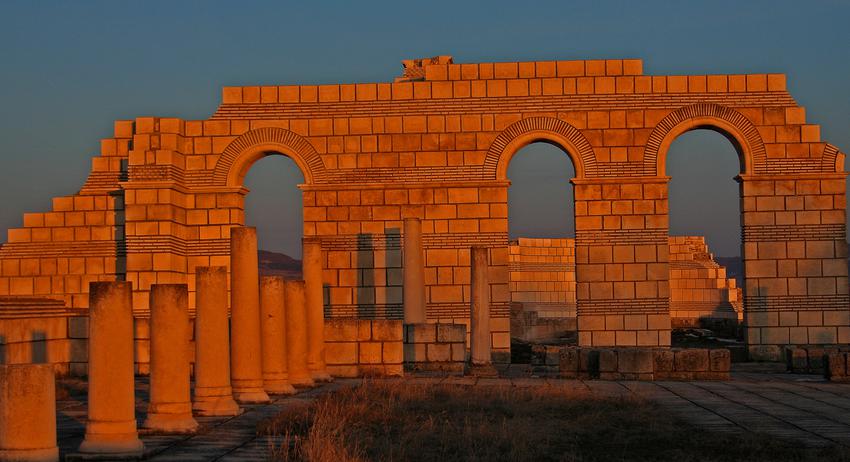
<box><xmin>0</xmin><ymin>364</ymin><xmax>58</xmax><ymax>461</ymax></box>
<box><xmin>403</xmin><ymin>218</ymin><xmax>426</xmax><ymax>324</ymax></box>
<box><xmin>229</xmin><ymin>226</ymin><xmax>270</xmax><ymax>404</ymax></box>
<box><xmin>260</xmin><ymin>276</ymin><xmax>295</xmax><ymax>395</ymax></box>
<box><xmin>144</xmin><ymin>284</ymin><xmax>198</xmax><ymax>433</ymax></box>
<box><xmin>470</xmin><ymin>246</ymin><xmax>491</xmax><ymax>366</ymax></box>
<box><xmin>78</xmin><ymin>282</ymin><xmax>144</xmax><ymax>455</ymax></box>
<box><xmin>303</xmin><ymin>238</ymin><xmax>331</xmax><ymax>381</ymax></box>
<box><xmin>284</xmin><ymin>280</ymin><xmax>314</xmax><ymax>387</ymax></box>
<box><xmin>194</xmin><ymin>266</ymin><xmax>240</xmax><ymax>416</ymax></box>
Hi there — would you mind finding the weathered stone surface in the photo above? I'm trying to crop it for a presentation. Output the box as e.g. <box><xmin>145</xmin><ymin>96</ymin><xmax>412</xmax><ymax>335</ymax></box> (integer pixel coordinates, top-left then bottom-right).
<box><xmin>0</xmin><ymin>56</ymin><xmax>847</xmax><ymax>369</ymax></box>
<box><xmin>618</xmin><ymin>348</ymin><xmax>653</xmax><ymax>374</ymax></box>
<box><xmin>674</xmin><ymin>349</ymin><xmax>710</xmax><ymax>372</ymax></box>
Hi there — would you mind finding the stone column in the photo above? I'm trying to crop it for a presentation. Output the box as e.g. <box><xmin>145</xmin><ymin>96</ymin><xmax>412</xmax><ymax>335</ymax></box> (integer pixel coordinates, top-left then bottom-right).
<box><xmin>78</xmin><ymin>282</ymin><xmax>144</xmax><ymax>456</ymax></box>
<box><xmin>0</xmin><ymin>364</ymin><xmax>58</xmax><ymax>462</ymax></box>
<box><xmin>403</xmin><ymin>217</ymin><xmax>426</xmax><ymax>324</ymax></box>
<box><xmin>303</xmin><ymin>237</ymin><xmax>331</xmax><ymax>382</ymax></box>
<box><xmin>143</xmin><ymin>284</ymin><xmax>198</xmax><ymax>433</ymax></box>
<box><xmin>284</xmin><ymin>280</ymin><xmax>314</xmax><ymax>387</ymax></box>
<box><xmin>193</xmin><ymin>266</ymin><xmax>240</xmax><ymax>416</ymax></box>
<box><xmin>229</xmin><ymin>226</ymin><xmax>270</xmax><ymax>404</ymax></box>
<box><xmin>470</xmin><ymin>246</ymin><xmax>492</xmax><ymax>367</ymax></box>
<box><xmin>260</xmin><ymin>276</ymin><xmax>295</xmax><ymax>395</ymax></box>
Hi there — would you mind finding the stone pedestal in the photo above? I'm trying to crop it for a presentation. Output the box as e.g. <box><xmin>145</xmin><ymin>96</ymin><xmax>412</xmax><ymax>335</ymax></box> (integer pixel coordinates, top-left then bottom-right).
<box><xmin>303</xmin><ymin>238</ymin><xmax>332</xmax><ymax>382</ymax></box>
<box><xmin>78</xmin><ymin>282</ymin><xmax>144</xmax><ymax>456</ymax></box>
<box><xmin>260</xmin><ymin>276</ymin><xmax>295</xmax><ymax>395</ymax></box>
<box><xmin>284</xmin><ymin>280</ymin><xmax>314</xmax><ymax>387</ymax></box>
<box><xmin>403</xmin><ymin>217</ymin><xmax>426</xmax><ymax>324</ymax></box>
<box><xmin>193</xmin><ymin>266</ymin><xmax>240</xmax><ymax>416</ymax></box>
<box><xmin>470</xmin><ymin>246</ymin><xmax>494</xmax><ymax>374</ymax></box>
<box><xmin>143</xmin><ymin>284</ymin><xmax>198</xmax><ymax>433</ymax></box>
<box><xmin>229</xmin><ymin>226</ymin><xmax>270</xmax><ymax>404</ymax></box>
<box><xmin>0</xmin><ymin>364</ymin><xmax>58</xmax><ymax>462</ymax></box>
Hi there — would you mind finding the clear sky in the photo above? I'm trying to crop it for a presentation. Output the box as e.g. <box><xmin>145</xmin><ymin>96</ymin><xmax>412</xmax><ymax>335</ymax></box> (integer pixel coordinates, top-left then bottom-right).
<box><xmin>1</xmin><ymin>0</ymin><xmax>848</xmax><ymax>259</ymax></box>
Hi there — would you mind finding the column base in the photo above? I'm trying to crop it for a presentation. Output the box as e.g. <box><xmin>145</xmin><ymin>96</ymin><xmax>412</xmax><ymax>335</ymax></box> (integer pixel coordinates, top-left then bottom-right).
<box><xmin>0</xmin><ymin>447</ymin><xmax>59</xmax><ymax>462</ymax></box>
<box><xmin>233</xmin><ymin>388</ymin><xmax>271</xmax><ymax>404</ymax></box>
<box><xmin>77</xmin><ymin>433</ymin><xmax>144</xmax><ymax>456</ymax></box>
<box><xmin>193</xmin><ymin>395</ymin><xmax>242</xmax><ymax>417</ymax></box>
<box><xmin>142</xmin><ymin>412</ymin><xmax>199</xmax><ymax>434</ymax></box>
<box><xmin>263</xmin><ymin>380</ymin><xmax>296</xmax><ymax>395</ymax></box>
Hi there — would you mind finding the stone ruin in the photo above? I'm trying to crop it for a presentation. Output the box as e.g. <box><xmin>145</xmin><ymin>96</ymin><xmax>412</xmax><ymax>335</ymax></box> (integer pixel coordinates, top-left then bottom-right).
<box><xmin>509</xmin><ymin>235</ymin><xmax>742</xmax><ymax>343</ymax></box>
<box><xmin>1</xmin><ymin>54</ymin><xmax>849</xmax><ymax>456</ymax></box>
<box><xmin>1</xmin><ymin>55</ymin><xmax>845</xmax><ymax>366</ymax></box>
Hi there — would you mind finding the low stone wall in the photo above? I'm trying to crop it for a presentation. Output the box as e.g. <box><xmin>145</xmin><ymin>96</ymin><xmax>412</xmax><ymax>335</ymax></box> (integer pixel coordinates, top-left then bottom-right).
<box><xmin>0</xmin><ymin>298</ymin><xmax>87</xmax><ymax>376</ymax></box>
<box><xmin>403</xmin><ymin>323</ymin><xmax>466</xmax><ymax>373</ymax></box>
<box><xmin>824</xmin><ymin>351</ymin><xmax>850</xmax><ymax>382</ymax></box>
<box><xmin>324</xmin><ymin>319</ymin><xmax>403</xmax><ymax>378</ymax></box>
<box><xmin>536</xmin><ymin>346</ymin><xmax>730</xmax><ymax>380</ymax></box>
<box><xmin>786</xmin><ymin>345</ymin><xmax>850</xmax><ymax>375</ymax></box>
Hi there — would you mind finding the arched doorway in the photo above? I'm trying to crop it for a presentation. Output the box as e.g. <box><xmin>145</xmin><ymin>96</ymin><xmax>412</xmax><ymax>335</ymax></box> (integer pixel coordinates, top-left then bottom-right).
<box><xmin>666</xmin><ymin>129</ymin><xmax>744</xmax><ymax>336</ymax></box>
<box><xmin>243</xmin><ymin>154</ymin><xmax>305</xmax><ymax>278</ymax></box>
<box><xmin>505</xmin><ymin>141</ymin><xmax>578</xmax><ymax>358</ymax></box>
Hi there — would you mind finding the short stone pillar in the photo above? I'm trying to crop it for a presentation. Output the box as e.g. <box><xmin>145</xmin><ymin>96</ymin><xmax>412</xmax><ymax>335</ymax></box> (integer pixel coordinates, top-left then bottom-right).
<box><xmin>470</xmin><ymin>246</ymin><xmax>494</xmax><ymax>374</ymax></box>
<box><xmin>143</xmin><ymin>284</ymin><xmax>198</xmax><ymax>433</ymax></box>
<box><xmin>78</xmin><ymin>282</ymin><xmax>144</xmax><ymax>456</ymax></box>
<box><xmin>229</xmin><ymin>226</ymin><xmax>270</xmax><ymax>404</ymax></box>
<box><xmin>193</xmin><ymin>266</ymin><xmax>240</xmax><ymax>416</ymax></box>
<box><xmin>284</xmin><ymin>280</ymin><xmax>314</xmax><ymax>387</ymax></box>
<box><xmin>303</xmin><ymin>237</ymin><xmax>331</xmax><ymax>382</ymax></box>
<box><xmin>403</xmin><ymin>217</ymin><xmax>426</xmax><ymax>324</ymax></box>
<box><xmin>0</xmin><ymin>364</ymin><xmax>58</xmax><ymax>462</ymax></box>
<box><xmin>260</xmin><ymin>276</ymin><xmax>295</xmax><ymax>395</ymax></box>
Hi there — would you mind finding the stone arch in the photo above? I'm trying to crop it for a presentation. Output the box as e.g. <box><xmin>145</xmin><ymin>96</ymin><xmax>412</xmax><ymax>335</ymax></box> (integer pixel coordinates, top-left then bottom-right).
<box><xmin>213</xmin><ymin>127</ymin><xmax>327</xmax><ymax>186</ymax></box>
<box><xmin>644</xmin><ymin>103</ymin><xmax>767</xmax><ymax>176</ymax></box>
<box><xmin>486</xmin><ymin>117</ymin><xmax>595</xmax><ymax>179</ymax></box>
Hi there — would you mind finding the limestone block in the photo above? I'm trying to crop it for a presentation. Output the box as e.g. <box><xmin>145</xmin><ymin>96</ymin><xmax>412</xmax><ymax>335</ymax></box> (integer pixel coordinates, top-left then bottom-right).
<box><xmin>709</xmin><ymin>349</ymin><xmax>731</xmax><ymax>372</ymax></box>
<box><xmin>405</xmin><ymin>323</ymin><xmax>436</xmax><ymax>343</ymax></box>
<box><xmin>617</xmin><ymin>349</ymin><xmax>653</xmax><ymax>374</ymax></box>
<box><xmin>426</xmin><ymin>343</ymin><xmax>451</xmax><ymax>362</ymax></box>
<box><xmin>653</xmin><ymin>349</ymin><xmax>674</xmax><ymax>373</ymax></box>
<box><xmin>325</xmin><ymin>342</ymin><xmax>357</xmax><ymax>365</ymax></box>
<box><xmin>372</xmin><ymin>320</ymin><xmax>403</xmax><ymax>341</ymax></box>
<box><xmin>674</xmin><ymin>349</ymin><xmax>709</xmax><ymax>372</ymax></box>
<box><xmin>826</xmin><ymin>353</ymin><xmax>846</xmax><ymax>380</ymax></box>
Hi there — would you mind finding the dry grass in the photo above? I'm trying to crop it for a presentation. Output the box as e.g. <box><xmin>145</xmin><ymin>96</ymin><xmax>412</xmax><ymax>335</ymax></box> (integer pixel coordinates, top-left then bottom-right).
<box><xmin>260</xmin><ymin>380</ymin><xmax>848</xmax><ymax>462</ymax></box>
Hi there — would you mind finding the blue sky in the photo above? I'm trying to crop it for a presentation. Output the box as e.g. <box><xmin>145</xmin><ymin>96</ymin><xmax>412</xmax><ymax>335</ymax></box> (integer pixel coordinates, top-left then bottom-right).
<box><xmin>1</xmin><ymin>0</ymin><xmax>848</xmax><ymax>258</ymax></box>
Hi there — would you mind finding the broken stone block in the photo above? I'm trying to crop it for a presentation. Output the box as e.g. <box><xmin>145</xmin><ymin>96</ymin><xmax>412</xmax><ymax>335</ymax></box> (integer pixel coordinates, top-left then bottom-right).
<box><xmin>674</xmin><ymin>349</ymin><xmax>709</xmax><ymax>372</ymax></box>
<box><xmin>709</xmin><ymin>349</ymin><xmax>731</xmax><ymax>372</ymax></box>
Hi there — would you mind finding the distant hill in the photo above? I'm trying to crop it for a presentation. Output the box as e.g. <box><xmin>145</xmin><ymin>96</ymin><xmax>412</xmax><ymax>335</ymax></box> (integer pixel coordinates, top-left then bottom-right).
<box><xmin>258</xmin><ymin>250</ymin><xmax>302</xmax><ymax>278</ymax></box>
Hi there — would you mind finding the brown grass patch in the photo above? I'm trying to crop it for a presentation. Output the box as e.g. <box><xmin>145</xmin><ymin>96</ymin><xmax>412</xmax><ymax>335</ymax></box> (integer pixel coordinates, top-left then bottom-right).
<box><xmin>260</xmin><ymin>380</ymin><xmax>848</xmax><ymax>462</ymax></box>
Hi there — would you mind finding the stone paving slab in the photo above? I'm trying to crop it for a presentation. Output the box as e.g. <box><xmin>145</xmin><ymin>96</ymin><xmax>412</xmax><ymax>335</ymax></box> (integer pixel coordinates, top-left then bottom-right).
<box><xmin>55</xmin><ymin>370</ymin><xmax>850</xmax><ymax>460</ymax></box>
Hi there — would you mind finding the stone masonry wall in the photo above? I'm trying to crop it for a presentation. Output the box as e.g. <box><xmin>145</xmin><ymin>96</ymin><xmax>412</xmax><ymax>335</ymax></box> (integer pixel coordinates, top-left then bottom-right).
<box><xmin>0</xmin><ymin>57</ymin><xmax>845</xmax><ymax>361</ymax></box>
<box><xmin>509</xmin><ymin>236</ymin><xmax>742</xmax><ymax>327</ymax></box>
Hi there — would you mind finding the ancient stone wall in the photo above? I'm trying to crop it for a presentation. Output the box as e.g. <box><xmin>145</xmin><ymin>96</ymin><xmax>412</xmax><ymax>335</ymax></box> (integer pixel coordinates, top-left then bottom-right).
<box><xmin>508</xmin><ymin>236</ymin><xmax>742</xmax><ymax>328</ymax></box>
<box><xmin>0</xmin><ymin>56</ymin><xmax>846</xmax><ymax>360</ymax></box>
<box><xmin>668</xmin><ymin>236</ymin><xmax>742</xmax><ymax>325</ymax></box>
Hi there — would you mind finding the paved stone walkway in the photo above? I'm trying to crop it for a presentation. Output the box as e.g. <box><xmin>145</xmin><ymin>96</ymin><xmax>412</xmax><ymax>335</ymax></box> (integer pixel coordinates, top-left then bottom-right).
<box><xmin>56</xmin><ymin>366</ymin><xmax>850</xmax><ymax>460</ymax></box>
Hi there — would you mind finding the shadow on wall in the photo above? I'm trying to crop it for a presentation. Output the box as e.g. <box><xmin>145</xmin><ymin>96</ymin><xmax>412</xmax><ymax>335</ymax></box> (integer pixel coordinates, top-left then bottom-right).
<box><xmin>354</xmin><ymin>229</ymin><xmax>401</xmax><ymax>319</ymax></box>
<box><xmin>31</xmin><ymin>331</ymin><xmax>47</xmax><ymax>363</ymax></box>
<box><xmin>357</xmin><ymin>233</ymin><xmax>374</xmax><ymax>319</ymax></box>
<box><xmin>113</xmin><ymin>164</ymin><xmax>128</xmax><ymax>280</ymax></box>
